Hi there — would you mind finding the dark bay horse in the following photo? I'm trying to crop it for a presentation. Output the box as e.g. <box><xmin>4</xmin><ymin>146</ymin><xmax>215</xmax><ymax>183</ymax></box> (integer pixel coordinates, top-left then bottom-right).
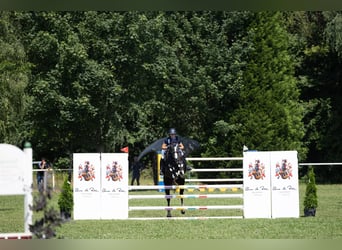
<box><xmin>162</xmin><ymin>144</ymin><xmax>186</xmax><ymax>217</ymax></box>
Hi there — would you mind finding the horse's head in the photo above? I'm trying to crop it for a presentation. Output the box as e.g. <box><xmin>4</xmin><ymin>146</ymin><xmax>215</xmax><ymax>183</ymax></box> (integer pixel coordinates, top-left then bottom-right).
<box><xmin>166</xmin><ymin>143</ymin><xmax>183</xmax><ymax>163</ymax></box>
<box><xmin>164</xmin><ymin>143</ymin><xmax>185</xmax><ymax>180</ymax></box>
<box><xmin>170</xmin><ymin>143</ymin><xmax>180</xmax><ymax>159</ymax></box>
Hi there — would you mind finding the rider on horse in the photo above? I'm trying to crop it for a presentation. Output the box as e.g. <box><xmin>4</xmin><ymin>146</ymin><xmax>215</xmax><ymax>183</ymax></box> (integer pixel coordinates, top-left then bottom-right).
<box><xmin>160</xmin><ymin>128</ymin><xmax>186</xmax><ymax>175</ymax></box>
<box><xmin>160</xmin><ymin>128</ymin><xmax>187</xmax><ymax>217</ymax></box>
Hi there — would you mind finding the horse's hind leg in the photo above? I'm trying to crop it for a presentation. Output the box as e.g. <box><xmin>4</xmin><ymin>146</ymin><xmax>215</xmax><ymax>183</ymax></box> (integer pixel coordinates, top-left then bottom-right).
<box><xmin>180</xmin><ymin>187</ymin><xmax>185</xmax><ymax>215</ymax></box>
<box><xmin>180</xmin><ymin>197</ymin><xmax>185</xmax><ymax>214</ymax></box>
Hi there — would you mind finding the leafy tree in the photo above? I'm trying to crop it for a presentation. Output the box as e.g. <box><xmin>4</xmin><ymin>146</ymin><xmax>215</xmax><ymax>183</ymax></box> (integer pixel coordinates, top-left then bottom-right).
<box><xmin>317</xmin><ymin>12</ymin><xmax>342</xmax><ymax>163</ymax></box>
<box><xmin>291</xmin><ymin>11</ymin><xmax>342</xmax><ymax>182</ymax></box>
<box><xmin>293</xmin><ymin>12</ymin><xmax>331</xmax><ymax>163</ymax></box>
<box><xmin>203</xmin><ymin>11</ymin><xmax>253</xmax><ymax>158</ymax></box>
<box><xmin>0</xmin><ymin>11</ymin><xmax>29</xmax><ymax>145</ymax></box>
<box><xmin>17</xmin><ymin>12</ymin><xmax>124</xmax><ymax>160</ymax></box>
<box><xmin>5</xmin><ymin>10</ymin><xmax>341</xmax><ymax>184</ymax></box>
<box><xmin>228</xmin><ymin>12</ymin><xmax>306</xmax><ymax>158</ymax></box>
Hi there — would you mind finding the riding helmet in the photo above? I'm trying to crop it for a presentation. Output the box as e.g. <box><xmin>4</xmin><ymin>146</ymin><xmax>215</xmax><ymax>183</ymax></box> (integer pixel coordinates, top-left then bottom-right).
<box><xmin>169</xmin><ymin>128</ymin><xmax>177</xmax><ymax>135</ymax></box>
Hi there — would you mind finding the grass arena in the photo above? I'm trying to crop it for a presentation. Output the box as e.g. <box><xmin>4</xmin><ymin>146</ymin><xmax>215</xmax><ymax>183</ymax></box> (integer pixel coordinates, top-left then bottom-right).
<box><xmin>1</xmin><ymin>183</ymin><xmax>342</xmax><ymax>239</ymax></box>
<box><xmin>1</xmin><ymin>152</ymin><xmax>342</xmax><ymax>239</ymax></box>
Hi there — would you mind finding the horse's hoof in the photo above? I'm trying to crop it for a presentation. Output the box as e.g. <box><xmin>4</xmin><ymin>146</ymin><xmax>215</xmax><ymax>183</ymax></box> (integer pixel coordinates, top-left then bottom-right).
<box><xmin>167</xmin><ymin>214</ymin><xmax>172</xmax><ymax>218</ymax></box>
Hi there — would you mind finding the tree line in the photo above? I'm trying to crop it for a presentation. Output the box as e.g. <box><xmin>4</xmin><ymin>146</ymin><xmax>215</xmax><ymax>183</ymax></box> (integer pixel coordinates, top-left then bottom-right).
<box><xmin>1</xmin><ymin>11</ymin><xmax>342</xmax><ymax>182</ymax></box>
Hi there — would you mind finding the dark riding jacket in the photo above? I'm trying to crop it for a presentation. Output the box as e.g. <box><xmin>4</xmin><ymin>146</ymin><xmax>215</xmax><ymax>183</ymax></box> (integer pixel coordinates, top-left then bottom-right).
<box><xmin>164</xmin><ymin>136</ymin><xmax>182</xmax><ymax>147</ymax></box>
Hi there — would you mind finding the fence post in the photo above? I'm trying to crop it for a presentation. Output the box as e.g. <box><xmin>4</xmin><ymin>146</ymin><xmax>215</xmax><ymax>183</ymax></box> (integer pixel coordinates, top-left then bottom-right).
<box><xmin>23</xmin><ymin>142</ymin><xmax>33</xmax><ymax>234</ymax></box>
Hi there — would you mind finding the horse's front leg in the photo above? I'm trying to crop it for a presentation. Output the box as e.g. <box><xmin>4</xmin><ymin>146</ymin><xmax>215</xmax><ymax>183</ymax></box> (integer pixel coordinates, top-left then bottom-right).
<box><xmin>165</xmin><ymin>189</ymin><xmax>172</xmax><ymax>217</ymax></box>
<box><xmin>167</xmin><ymin>198</ymin><xmax>172</xmax><ymax>217</ymax></box>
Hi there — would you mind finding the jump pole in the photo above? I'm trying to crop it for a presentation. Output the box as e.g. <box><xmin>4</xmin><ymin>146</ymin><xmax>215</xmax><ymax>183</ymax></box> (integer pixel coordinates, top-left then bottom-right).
<box><xmin>128</xmin><ymin>184</ymin><xmax>243</xmax><ymax>190</ymax></box>
<box><xmin>186</xmin><ymin>157</ymin><xmax>243</xmax><ymax>161</ymax></box>
<box><xmin>127</xmin><ymin>216</ymin><xmax>243</xmax><ymax>220</ymax></box>
<box><xmin>190</xmin><ymin>168</ymin><xmax>243</xmax><ymax>172</ymax></box>
<box><xmin>129</xmin><ymin>205</ymin><xmax>244</xmax><ymax>211</ymax></box>
<box><xmin>185</xmin><ymin>178</ymin><xmax>243</xmax><ymax>182</ymax></box>
<box><xmin>129</xmin><ymin>194</ymin><xmax>243</xmax><ymax>199</ymax></box>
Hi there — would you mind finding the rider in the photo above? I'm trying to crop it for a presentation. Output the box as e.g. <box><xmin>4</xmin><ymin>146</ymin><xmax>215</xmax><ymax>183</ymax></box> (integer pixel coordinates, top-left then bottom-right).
<box><xmin>160</xmin><ymin>128</ymin><xmax>185</xmax><ymax>175</ymax></box>
<box><xmin>162</xmin><ymin>128</ymin><xmax>185</xmax><ymax>151</ymax></box>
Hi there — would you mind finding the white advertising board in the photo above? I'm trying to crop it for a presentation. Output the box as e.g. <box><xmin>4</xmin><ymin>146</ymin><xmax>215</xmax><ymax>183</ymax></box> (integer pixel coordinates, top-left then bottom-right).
<box><xmin>100</xmin><ymin>153</ymin><xmax>128</xmax><ymax>219</ymax></box>
<box><xmin>243</xmin><ymin>150</ymin><xmax>299</xmax><ymax>219</ymax></box>
<box><xmin>73</xmin><ymin>153</ymin><xmax>128</xmax><ymax>220</ymax></box>
<box><xmin>73</xmin><ymin>153</ymin><xmax>102</xmax><ymax>220</ymax></box>
<box><xmin>243</xmin><ymin>151</ymin><xmax>272</xmax><ymax>218</ymax></box>
<box><xmin>270</xmin><ymin>151</ymin><xmax>299</xmax><ymax>218</ymax></box>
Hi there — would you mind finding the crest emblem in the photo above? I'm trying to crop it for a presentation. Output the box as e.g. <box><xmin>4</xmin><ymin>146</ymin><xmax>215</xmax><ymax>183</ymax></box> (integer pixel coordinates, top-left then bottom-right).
<box><xmin>275</xmin><ymin>159</ymin><xmax>293</xmax><ymax>179</ymax></box>
<box><xmin>248</xmin><ymin>159</ymin><xmax>266</xmax><ymax>180</ymax></box>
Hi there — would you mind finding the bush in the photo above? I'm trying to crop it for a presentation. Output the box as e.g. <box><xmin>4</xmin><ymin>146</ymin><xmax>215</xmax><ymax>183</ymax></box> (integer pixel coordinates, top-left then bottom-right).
<box><xmin>29</xmin><ymin>187</ymin><xmax>63</xmax><ymax>238</ymax></box>
<box><xmin>53</xmin><ymin>157</ymin><xmax>71</xmax><ymax>170</ymax></box>
<box><xmin>303</xmin><ymin>166</ymin><xmax>318</xmax><ymax>216</ymax></box>
<box><xmin>58</xmin><ymin>177</ymin><xmax>73</xmax><ymax>220</ymax></box>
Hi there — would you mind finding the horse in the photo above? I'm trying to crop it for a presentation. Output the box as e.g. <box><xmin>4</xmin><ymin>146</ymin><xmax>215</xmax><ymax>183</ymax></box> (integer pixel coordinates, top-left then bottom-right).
<box><xmin>162</xmin><ymin>143</ymin><xmax>186</xmax><ymax>217</ymax></box>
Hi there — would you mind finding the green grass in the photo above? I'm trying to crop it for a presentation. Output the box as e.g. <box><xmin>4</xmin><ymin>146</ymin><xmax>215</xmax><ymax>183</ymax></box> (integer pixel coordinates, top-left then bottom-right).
<box><xmin>55</xmin><ymin>184</ymin><xmax>342</xmax><ymax>239</ymax></box>
<box><xmin>0</xmin><ymin>195</ymin><xmax>25</xmax><ymax>233</ymax></box>
<box><xmin>1</xmin><ymin>171</ymin><xmax>342</xmax><ymax>239</ymax></box>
